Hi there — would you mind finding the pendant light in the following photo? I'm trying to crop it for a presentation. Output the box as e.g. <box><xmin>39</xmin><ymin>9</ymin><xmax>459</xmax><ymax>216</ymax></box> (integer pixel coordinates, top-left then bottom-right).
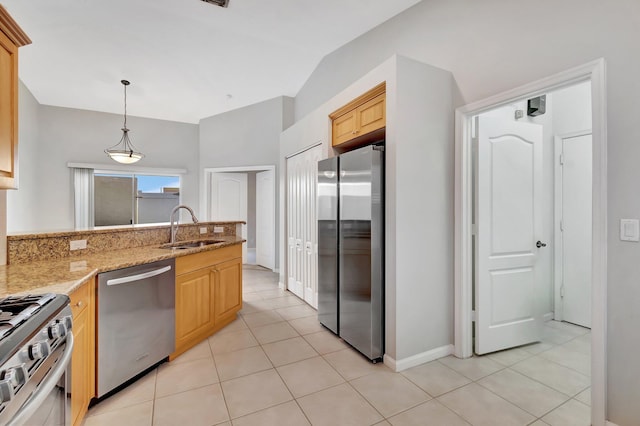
<box><xmin>105</xmin><ymin>80</ymin><xmax>144</xmax><ymax>164</ymax></box>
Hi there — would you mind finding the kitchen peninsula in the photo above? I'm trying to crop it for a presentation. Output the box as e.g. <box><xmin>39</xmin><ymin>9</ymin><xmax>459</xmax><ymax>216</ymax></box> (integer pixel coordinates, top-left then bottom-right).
<box><xmin>1</xmin><ymin>221</ymin><xmax>245</xmax><ymax>426</ymax></box>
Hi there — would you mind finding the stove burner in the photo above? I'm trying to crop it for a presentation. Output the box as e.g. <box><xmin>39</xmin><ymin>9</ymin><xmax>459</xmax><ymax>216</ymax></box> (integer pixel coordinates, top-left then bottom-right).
<box><xmin>0</xmin><ymin>294</ymin><xmax>57</xmax><ymax>340</ymax></box>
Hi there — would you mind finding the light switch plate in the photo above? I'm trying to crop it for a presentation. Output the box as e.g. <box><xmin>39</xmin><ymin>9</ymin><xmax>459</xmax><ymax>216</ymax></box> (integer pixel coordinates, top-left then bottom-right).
<box><xmin>214</xmin><ymin>226</ymin><xmax>224</xmax><ymax>233</ymax></box>
<box><xmin>199</xmin><ymin>227</ymin><xmax>208</xmax><ymax>234</ymax></box>
<box><xmin>70</xmin><ymin>239</ymin><xmax>87</xmax><ymax>250</ymax></box>
<box><xmin>620</xmin><ymin>219</ymin><xmax>639</xmax><ymax>242</ymax></box>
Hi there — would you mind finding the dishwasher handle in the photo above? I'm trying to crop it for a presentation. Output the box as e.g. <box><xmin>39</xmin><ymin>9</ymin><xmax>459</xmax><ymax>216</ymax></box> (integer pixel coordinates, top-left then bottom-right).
<box><xmin>106</xmin><ymin>265</ymin><xmax>172</xmax><ymax>286</ymax></box>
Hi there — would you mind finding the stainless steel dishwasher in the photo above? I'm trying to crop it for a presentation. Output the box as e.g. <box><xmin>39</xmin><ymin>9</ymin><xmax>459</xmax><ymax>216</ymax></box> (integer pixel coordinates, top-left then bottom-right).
<box><xmin>97</xmin><ymin>258</ymin><xmax>175</xmax><ymax>397</ymax></box>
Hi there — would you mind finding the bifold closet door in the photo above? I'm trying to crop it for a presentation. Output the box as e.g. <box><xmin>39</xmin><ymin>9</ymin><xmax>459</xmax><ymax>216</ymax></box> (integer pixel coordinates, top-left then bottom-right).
<box><xmin>286</xmin><ymin>146</ymin><xmax>321</xmax><ymax>307</ymax></box>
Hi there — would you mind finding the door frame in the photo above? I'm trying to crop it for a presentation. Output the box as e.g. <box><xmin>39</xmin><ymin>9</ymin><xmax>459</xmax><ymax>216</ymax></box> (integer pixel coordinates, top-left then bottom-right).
<box><xmin>202</xmin><ymin>165</ymin><xmax>277</xmax><ymax>270</ymax></box>
<box><xmin>553</xmin><ymin>129</ymin><xmax>593</xmax><ymax>323</ymax></box>
<box><xmin>454</xmin><ymin>59</ymin><xmax>607</xmax><ymax>425</ymax></box>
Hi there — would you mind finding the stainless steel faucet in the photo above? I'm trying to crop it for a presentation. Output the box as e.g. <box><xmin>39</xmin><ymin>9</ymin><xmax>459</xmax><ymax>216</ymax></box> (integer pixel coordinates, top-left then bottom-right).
<box><xmin>170</xmin><ymin>205</ymin><xmax>199</xmax><ymax>244</ymax></box>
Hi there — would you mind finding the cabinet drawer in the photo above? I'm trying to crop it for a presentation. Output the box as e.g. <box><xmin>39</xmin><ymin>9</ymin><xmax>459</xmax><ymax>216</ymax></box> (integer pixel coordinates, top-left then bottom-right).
<box><xmin>176</xmin><ymin>245</ymin><xmax>242</xmax><ymax>275</ymax></box>
<box><xmin>69</xmin><ymin>280</ymin><xmax>91</xmax><ymax>317</ymax></box>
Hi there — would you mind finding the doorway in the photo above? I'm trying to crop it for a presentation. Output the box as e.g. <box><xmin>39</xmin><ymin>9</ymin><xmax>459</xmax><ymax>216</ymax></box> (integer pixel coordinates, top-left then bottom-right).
<box><xmin>454</xmin><ymin>60</ymin><xmax>607</xmax><ymax>425</ymax></box>
<box><xmin>203</xmin><ymin>165</ymin><xmax>276</xmax><ymax>271</ymax></box>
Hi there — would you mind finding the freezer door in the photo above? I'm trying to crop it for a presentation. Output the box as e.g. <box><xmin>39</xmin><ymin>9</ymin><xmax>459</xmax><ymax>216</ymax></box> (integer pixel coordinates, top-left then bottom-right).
<box><xmin>317</xmin><ymin>157</ymin><xmax>339</xmax><ymax>334</ymax></box>
<box><xmin>339</xmin><ymin>145</ymin><xmax>384</xmax><ymax>361</ymax></box>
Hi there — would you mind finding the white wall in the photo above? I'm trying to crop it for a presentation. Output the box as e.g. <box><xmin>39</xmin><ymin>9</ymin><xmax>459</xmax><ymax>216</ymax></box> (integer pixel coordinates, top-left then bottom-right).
<box><xmin>294</xmin><ymin>1</ymin><xmax>640</xmax><ymax>421</ymax></box>
<box><xmin>199</xmin><ymin>96</ymin><xmax>292</xmax><ymax>269</ymax></box>
<box><xmin>247</xmin><ymin>171</ymin><xmax>256</xmax><ymax>249</ymax></box>
<box><xmin>7</xmin><ymin>102</ymin><xmax>199</xmax><ymax>233</ymax></box>
<box><xmin>7</xmin><ymin>82</ymin><xmax>40</xmax><ymax>233</ymax></box>
<box><xmin>280</xmin><ymin>55</ymin><xmax>454</xmax><ymax>368</ymax></box>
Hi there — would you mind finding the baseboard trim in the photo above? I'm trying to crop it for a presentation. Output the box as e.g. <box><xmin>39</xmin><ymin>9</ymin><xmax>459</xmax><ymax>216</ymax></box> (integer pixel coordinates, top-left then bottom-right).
<box><xmin>278</xmin><ymin>281</ymin><xmax>285</xmax><ymax>290</ymax></box>
<box><xmin>383</xmin><ymin>344</ymin><xmax>454</xmax><ymax>372</ymax></box>
<box><xmin>543</xmin><ymin>312</ymin><xmax>554</xmax><ymax>322</ymax></box>
<box><xmin>606</xmin><ymin>421</ymin><xmax>619</xmax><ymax>426</ymax></box>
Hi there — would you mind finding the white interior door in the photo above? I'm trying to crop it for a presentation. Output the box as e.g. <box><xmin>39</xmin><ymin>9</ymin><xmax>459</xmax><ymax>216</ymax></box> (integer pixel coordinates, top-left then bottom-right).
<box><xmin>256</xmin><ymin>169</ymin><xmax>275</xmax><ymax>270</ymax></box>
<box><xmin>558</xmin><ymin>133</ymin><xmax>592</xmax><ymax>328</ymax></box>
<box><xmin>475</xmin><ymin>117</ymin><xmax>544</xmax><ymax>355</ymax></box>
<box><xmin>211</xmin><ymin>172</ymin><xmax>248</xmax><ymax>263</ymax></box>
<box><xmin>286</xmin><ymin>146</ymin><xmax>321</xmax><ymax>307</ymax></box>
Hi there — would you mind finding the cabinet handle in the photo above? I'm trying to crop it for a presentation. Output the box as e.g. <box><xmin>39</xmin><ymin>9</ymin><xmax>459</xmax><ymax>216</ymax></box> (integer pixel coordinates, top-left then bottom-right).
<box><xmin>75</xmin><ymin>300</ymin><xmax>84</xmax><ymax>308</ymax></box>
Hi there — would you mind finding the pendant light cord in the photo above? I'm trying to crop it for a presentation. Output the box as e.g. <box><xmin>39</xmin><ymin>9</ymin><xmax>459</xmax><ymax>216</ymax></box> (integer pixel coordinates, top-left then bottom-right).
<box><xmin>123</xmin><ymin>81</ymin><xmax>128</xmax><ymax>130</ymax></box>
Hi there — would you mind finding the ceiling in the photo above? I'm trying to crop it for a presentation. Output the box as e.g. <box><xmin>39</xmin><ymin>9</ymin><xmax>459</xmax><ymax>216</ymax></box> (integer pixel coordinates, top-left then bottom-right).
<box><xmin>3</xmin><ymin>0</ymin><xmax>421</xmax><ymax>124</ymax></box>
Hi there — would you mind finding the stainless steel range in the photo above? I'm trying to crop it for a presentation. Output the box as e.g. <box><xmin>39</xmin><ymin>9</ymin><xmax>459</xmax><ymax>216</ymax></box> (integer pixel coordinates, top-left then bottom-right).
<box><xmin>0</xmin><ymin>293</ymin><xmax>73</xmax><ymax>426</ymax></box>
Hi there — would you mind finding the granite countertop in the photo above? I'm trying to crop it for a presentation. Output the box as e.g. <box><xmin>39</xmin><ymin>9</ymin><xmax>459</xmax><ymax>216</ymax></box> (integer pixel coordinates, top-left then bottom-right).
<box><xmin>0</xmin><ymin>236</ymin><xmax>245</xmax><ymax>298</ymax></box>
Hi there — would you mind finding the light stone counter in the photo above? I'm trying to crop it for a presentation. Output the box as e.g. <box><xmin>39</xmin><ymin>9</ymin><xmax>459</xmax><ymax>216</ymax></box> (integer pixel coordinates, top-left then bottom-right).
<box><xmin>0</xmin><ymin>236</ymin><xmax>245</xmax><ymax>298</ymax></box>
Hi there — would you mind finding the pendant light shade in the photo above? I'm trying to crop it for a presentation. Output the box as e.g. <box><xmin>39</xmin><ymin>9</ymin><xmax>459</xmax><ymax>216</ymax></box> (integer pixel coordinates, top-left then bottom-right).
<box><xmin>105</xmin><ymin>80</ymin><xmax>144</xmax><ymax>164</ymax></box>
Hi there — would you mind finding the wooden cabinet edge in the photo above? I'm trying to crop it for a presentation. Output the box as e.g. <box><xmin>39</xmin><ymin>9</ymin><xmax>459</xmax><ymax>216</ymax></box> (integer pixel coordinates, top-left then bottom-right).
<box><xmin>0</xmin><ymin>6</ymin><xmax>31</xmax><ymax>47</ymax></box>
<box><xmin>70</xmin><ymin>278</ymin><xmax>95</xmax><ymax>426</ymax></box>
<box><xmin>329</xmin><ymin>82</ymin><xmax>386</xmax><ymax>120</ymax></box>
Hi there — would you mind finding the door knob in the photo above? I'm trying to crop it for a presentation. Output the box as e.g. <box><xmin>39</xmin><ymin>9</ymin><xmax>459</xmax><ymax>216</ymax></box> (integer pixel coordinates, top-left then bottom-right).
<box><xmin>536</xmin><ymin>241</ymin><xmax>547</xmax><ymax>248</ymax></box>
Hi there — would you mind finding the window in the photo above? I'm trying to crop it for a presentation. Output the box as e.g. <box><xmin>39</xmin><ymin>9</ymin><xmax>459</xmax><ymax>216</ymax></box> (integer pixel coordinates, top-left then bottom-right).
<box><xmin>93</xmin><ymin>173</ymin><xmax>180</xmax><ymax>226</ymax></box>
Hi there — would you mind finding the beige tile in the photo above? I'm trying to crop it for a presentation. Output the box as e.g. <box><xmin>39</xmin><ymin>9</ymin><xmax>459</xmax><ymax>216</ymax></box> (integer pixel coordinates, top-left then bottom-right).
<box><xmin>539</xmin><ymin>344</ymin><xmax>591</xmax><ymax>376</ymax></box>
<box><xmin>262</xmin><ymin>336</ymin><xmax>318</xmax><ymax>366</ymax></box>
<box><xmin>511</xmin><ymin>356</ymin><xmax>590</xmax><ymax>396</ymax></box>
<box><xmin>253</xmin><ymin>288</ymin><xmax>289</xmax><ymax>300</ymax></box>
<box><xmin>266</xmin><ymin>295</ymin><xmax>305</xmax><ymax>309</ymax></box>
<box><xmin>401</xmin><ymin>360</ymin><xmax>470</xmax><ymax>397</ymax></box>
<box><xmin>155</xmin><ymin>357</ymin><xmax>219</xmax><ymax>398</ymax></box>
<box><xmin>521</xmin><ymin>341</ymin><xmax>555</xmax><ymax>355</ymax></box>
<box><xmin>84</xmin><ymin>401</ymin><xmax>153</xmax><ymax>426</ymax></box>
<box><xmin>437</xmin><ymin>355</ymin><xmax>503</xmax><ymax>381</ymax></box>
<box><xmin>209</xmin><ymin>329</ymin><xmax>259</xmax><ymax>355</ymax></box>
<box><xmin>542</xmin><ymin>399</ymin><xmax>591</xmax><ymax>426</ymax></box>
<box><xmin>574</xmin><ymin>388</ymin><xmax>591</xmax><ymax>406</ymax></box>
<box><xmin>387</xmin><ymin>400</ymin><xmax>471</xmax><ymax>426</ymax></box>
<box><xmin>545</xmin><ymin>321</ymin><xmax>590</xmax><ymax>337</ymax></box>
<box><xmin>153</xmin><ymin>384</ymin><xmax>229</xmax><ymax>426</ymax></box>
<box><xmin>373</xmin><ymin>422</ymin><xmax>391</xmax><ymax>426</ymax></box>
<box><xmin>350</xmin><ymin>371</ymin><xmax>431</xmax><ymax>418</ymax></box>
<box><xmin>486</xmin><ymin>347</ymin><xmax>532</xmax><ymax>366</ymax></box>
<box><xmin>251</xmin><ymin>322</ymin><xmax>299</xmax><ymax>344</ymax></box>
<box><xmin>562</xmin><ymin>335</ymin><xmax>591</xmax><ymax>355</ymax></box>
<box><xmin>438</xmin><ymin>383</ymin><xmax>535</xmax><ymax>426</ymax></box>
<box><xmin>541</xmin><ymin>326</ymin><xmax>577</xmax><ymax>345</ymax></box>
<box><xmin>275</xmin><ymin>304</ymin><xmax>317</xmax><ymax>321</ymax></box>
<box><xmin>323</xmin><ymin>348</ymin><xmax>388</xmax><ymax>380</ymax></box>
<box><xmin>288</xmin><ymin>316</ymin><xmax>325</xmax><ymax>335</ymax></box>
<box><xmin>241</xmin><ymin>292</ymin><xmax>264</xmax><ymax>302</ymax></box>
<box><xmin>303</xmin><ymin>330</ymin><xmax>349</xmax><ymax>354</ymax></box>
<box><xmin>214</xmin><ymin>346</ymin><xmax>273</xmax><ymax>381</ymax></box>
<box><xmin>276</xmin><ymin>356</ymin><xmax>345</xmax><ymax>398</ymax></box>
<box><xmin>477</xmin><ymin>369</ymin><xmax>569</xmax><ymax>417</ymax></box>
<box><xmin>231</xmin><ymin>401</ymin><xmax>310</xmax><ymax>426</ymax></box>
<box><xmin>170</xmin><ymin>340</ymin><xmax>212</xmax><ymax>364</ymax></box>
<box><xmin>529</xmin><ymin>421</ymin><xmax>551</xmax><ymax>426</ymax></box>
<box><xmin>297</xmin><ymin>383</ymin><xmax>383</xmax><ymax>426</ymax></box>
<box><xmin>87</xmin><ymin>369</ymin><xmax>156</xmax><ymax>417</ymax></box>
<box><xmin>242</xmin><ymin>310</ymin><xmax>285</xmax><ymax>328</ymax></box>
<box><xmin>217</xmin><ymin>317</ymin><xmax>249</xmax><ymax>334</ymax></box>
<box><xmin>221</xmin><ymin>369</ymin><xmax>293</xmax><ymax>419</ymax></box>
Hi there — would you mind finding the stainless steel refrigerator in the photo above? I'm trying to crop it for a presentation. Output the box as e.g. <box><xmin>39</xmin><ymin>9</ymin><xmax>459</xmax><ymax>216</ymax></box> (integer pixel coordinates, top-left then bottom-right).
<box><xmin>317</xmin><ymin>144</ymin><xmax>384</xmax><ymax>362</ymax></box>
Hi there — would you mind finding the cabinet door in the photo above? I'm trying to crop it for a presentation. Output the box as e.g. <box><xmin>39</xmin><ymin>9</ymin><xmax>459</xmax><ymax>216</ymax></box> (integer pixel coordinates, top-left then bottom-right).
<box><xmin>70</xmin><ymin>281</ymin><xmax>94</xmax><ymax>426</ymax></box>
<box><xmin>0</xmin><ymin>30</ymin><xmax>17</xmax><ymax>188</ymax></box>
<box><xmin>332</xmin><ymin>109</ymin><xmax>358</xmax><ymax>147</ymax></box>
<box><xmin>356</xmin><ymin>93</ymin><xmax>386</xmax><ymax>136</ymax></box>
<box><xmin>214</xmin><ymin>258</ymin><xmax>243</xmax><ymax>324</ymax></box>
<box><xmin>175</xmin><ymin>268</ymin><xmax>215</xmax><ymax>347</ymax></box>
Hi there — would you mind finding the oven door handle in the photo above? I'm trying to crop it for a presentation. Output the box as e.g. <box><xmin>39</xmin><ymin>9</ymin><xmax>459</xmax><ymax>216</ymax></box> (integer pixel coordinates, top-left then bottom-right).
<box><xmin>7</xmin><ymin>334</ymin><xmax>74</xmax><ymax>426</ymax></box>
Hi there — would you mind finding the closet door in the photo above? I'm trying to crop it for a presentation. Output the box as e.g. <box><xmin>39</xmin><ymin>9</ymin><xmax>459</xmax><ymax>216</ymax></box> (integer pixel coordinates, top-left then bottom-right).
<box><xmin>286</xmin><ymin>146</ymin><xmax>322</xmax><ymax>307</ymax></box>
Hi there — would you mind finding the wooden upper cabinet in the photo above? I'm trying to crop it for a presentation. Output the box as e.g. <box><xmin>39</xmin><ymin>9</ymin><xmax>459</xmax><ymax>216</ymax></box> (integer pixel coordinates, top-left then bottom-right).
<box><xmin>330</xmin><ymin>82</ymin><xmax>386</xmax><ymax>150</ymax></box>
<box><xmin>0</xmin><ymin>6</ymin><xmax>30</xmax><ymax>189</ymax></box>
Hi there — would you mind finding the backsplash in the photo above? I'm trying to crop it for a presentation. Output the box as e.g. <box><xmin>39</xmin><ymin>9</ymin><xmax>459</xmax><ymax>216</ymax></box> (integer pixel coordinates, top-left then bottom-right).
<box><xmin>7</xmin><ymin>222</ymin><xmax>240</xmax><ymax>264</ymax></box>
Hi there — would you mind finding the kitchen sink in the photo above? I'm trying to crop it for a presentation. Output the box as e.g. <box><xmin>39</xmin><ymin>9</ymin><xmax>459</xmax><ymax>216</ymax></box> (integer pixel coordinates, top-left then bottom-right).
<box><xmin>160</xmin><ymin>239</ymin><xmax>225</xmax><ymax>250</ymax></box>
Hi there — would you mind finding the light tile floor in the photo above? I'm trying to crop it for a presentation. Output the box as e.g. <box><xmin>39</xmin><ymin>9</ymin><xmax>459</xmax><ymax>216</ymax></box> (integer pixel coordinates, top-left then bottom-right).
<box><xmin>84</xmin><ymin>265</ymin><xmax>591</xmax><ymax>426</ymax></box>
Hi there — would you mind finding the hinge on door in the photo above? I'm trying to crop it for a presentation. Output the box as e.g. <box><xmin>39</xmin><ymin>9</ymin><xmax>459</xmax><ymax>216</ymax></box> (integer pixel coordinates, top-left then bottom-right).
<box><xmin>471</xmin><ymin>310</ymin><xmax>476</xmax><ymax>322</ymax></box>
<box><xmin>560</xmin><ymin>285</ymin><xmax>565</xmax><ymax>298</ymax></box>
<box><xmin>471</xmin><ymin>224</ymin><xmax>477</xmax><ymax>235</ymax></box>
<box><xmin>559</xmin><ymin>154</ymin><xmax>564</xmax><ymax>165</ymax></box>
<box><xmin>560</xmin><ymin>220</ymin><xmax>563</xmax><ymax>232</ymax></box>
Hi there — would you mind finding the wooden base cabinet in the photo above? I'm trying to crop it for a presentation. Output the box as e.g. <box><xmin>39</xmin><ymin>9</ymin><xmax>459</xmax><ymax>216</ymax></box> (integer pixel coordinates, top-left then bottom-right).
<box><xmin>172</xmin><ymin>245</ymin><xmax>243</xmax><ymax>359</ymax></box>
<box><xmin>69</xmin><ymin>279</ymin><xmax>95</xmax><ymax>426</ymax></box>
